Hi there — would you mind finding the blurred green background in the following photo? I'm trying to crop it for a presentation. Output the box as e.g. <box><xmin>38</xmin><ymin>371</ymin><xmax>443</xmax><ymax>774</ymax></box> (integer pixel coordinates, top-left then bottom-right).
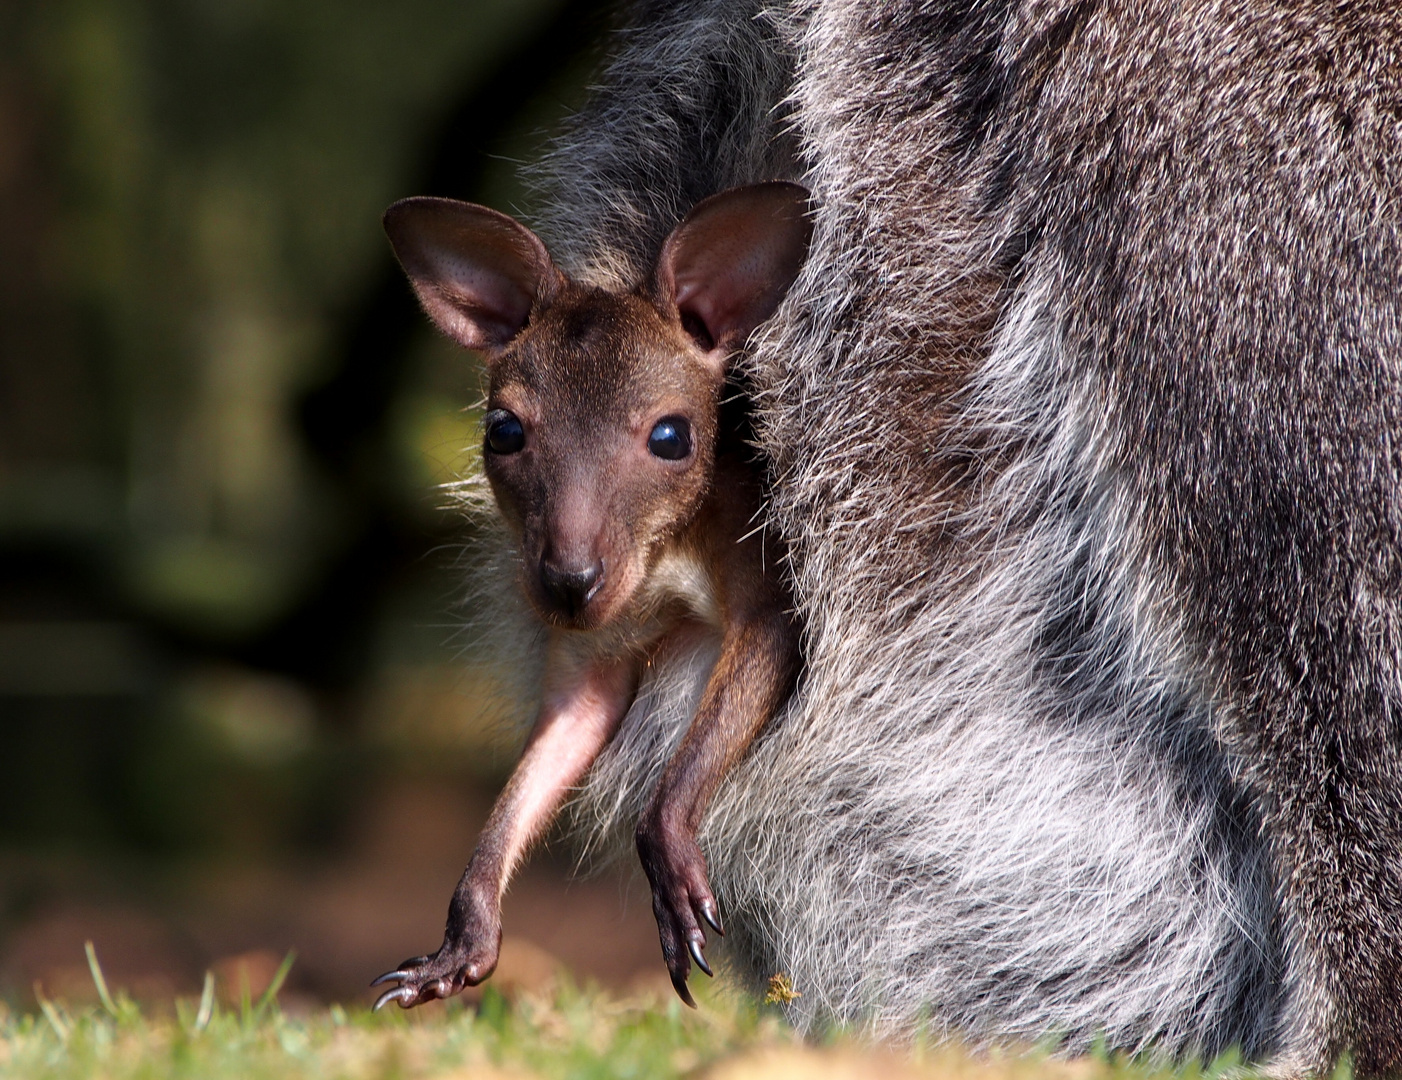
<box><xmin>0</xmin><ymin>0</ymin><xmax>660</xmax><ymax>1010</ymax></box>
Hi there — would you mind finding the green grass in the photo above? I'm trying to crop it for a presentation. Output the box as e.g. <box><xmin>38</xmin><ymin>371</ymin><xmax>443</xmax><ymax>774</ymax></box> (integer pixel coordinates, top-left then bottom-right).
<box><xmin>0</xmin><ymin>946</ymin><xmax>1278</xmax><ymax>1080</ymax></box>
<box><xmin>2</xmin><ymin>984</ymin><xmax>789</xmax><ymax>1079</ymax></box>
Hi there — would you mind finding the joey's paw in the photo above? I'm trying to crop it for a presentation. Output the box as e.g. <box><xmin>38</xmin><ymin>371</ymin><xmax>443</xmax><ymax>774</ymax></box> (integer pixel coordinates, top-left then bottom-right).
<box><xmin>370</xmin><ymin>935</ymin><xmax>500</xmax><ymax>1011</ymax></box>
<box><xmin>636</xmin><ymin>823</ymin><xmax>723</xmax><ymax>1007</ymax></box>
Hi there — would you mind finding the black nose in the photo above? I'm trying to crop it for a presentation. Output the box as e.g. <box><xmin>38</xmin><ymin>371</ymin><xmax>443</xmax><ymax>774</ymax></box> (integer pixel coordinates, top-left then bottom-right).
<box><xmin>539</xmin><ymin>559</ymin><xmax>604</xmax><ymax>618</ymax></box>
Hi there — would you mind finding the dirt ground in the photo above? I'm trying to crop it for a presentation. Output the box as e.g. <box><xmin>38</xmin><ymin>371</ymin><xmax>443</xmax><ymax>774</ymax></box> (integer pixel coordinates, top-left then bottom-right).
<box><xmin>0</xmin><ymin>775</ymin><xmax>666</xmax><ymax>1011</ymax></box>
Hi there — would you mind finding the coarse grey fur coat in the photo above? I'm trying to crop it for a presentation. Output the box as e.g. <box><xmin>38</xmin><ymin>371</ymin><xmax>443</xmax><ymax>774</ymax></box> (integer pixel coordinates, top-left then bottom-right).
<box><xmin>488</xmin><ymin>0</ymin><xmax>1402</xmax><ymax>1073</ymax></box>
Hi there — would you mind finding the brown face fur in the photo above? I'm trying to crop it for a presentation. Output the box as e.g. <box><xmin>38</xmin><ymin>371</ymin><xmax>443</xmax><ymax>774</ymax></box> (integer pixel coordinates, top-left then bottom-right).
<box><xmin>383</xmin><ymin>182</ymin><xmax>811</xmax><ymax>630</ymax></box>
<box><xmin>483</xmin><ymin>284</ymin><xmax>723</xmax><ymax>630</ymax></box>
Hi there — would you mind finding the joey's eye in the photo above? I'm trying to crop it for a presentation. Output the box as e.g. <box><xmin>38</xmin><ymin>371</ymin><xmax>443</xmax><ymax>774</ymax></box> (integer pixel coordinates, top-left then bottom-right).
<box><xmin>648</xmin><ymin>416</ymin><xmax>692</xmax><ymax>460</ymax></box>
<box><xmin>484</xmin><ymin>410</ymin><xmax>525</xmax><ymax>455</ymax></box>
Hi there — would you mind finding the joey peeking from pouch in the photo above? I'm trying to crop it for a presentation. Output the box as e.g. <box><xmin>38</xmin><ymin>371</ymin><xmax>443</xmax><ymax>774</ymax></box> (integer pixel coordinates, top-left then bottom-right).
<box><xmin>371</xmin><ymin>182</ymin><xmax>811</xmax><ymax>1008</ymax></box>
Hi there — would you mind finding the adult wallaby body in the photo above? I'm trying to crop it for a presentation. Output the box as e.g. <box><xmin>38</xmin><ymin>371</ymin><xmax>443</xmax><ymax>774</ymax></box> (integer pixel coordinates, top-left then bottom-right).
<box><xmin>502</xmin><ymin>0</ymin><xmax>1402</xmax><ymax>1074</ymax></box>
<box><xmin>372</xmin><ymin>183</ymin><xmax>812</xmax><ymax>1010</ymax></box>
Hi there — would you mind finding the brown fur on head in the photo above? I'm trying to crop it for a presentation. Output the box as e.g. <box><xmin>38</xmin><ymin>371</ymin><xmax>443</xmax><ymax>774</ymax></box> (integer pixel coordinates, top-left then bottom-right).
<box><xmin>383</xmin><ymin>182</ymin><xmax>811</xmax><ymax>630</ymax></box>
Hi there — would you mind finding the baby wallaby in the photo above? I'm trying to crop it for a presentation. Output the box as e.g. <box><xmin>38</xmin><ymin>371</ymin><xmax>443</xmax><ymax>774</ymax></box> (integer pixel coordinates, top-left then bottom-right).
<box><xmin>371</xmin><ymin>182</ymin><xmax>811</xmax><ymax>1008</ymax></box>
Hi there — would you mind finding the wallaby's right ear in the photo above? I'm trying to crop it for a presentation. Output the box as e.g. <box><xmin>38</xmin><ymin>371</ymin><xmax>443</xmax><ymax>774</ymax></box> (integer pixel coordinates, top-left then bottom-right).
<box><xmin>383</xmin><ymin>197</ymin><xmax>559</xmax><ymax>352</ymax></box>
<box><xmin>657</xmin><ymin>182</ymin><xmax>812</xmax><ymax>361</ymax></box>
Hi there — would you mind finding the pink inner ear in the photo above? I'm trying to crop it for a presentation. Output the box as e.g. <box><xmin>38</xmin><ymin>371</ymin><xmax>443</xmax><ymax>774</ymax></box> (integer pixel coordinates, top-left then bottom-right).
<box><xmin>384</xmin><ymin>198</ymin><xmax>554</xmax><ymax>353</ymax></box>
<box><xmin>421</xmin><ymin>242</ymin><xmax>536</xmax><ymax>348</ymax></box>
<box><xmin>659</xmin><ymin>183</ymin><xmax>812</xmax><ymax>362</ymax></box>
<box><xmin>672</xmin><ymin>275</ymin><xmax>740</xmax><ymax>350</ymax></box>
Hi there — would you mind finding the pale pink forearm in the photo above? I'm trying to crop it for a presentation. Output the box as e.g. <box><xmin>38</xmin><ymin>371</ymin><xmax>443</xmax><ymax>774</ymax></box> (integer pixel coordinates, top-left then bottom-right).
<box><xmin>471</xmin><ymin>649</ymin><xmax>637</xmax><ymax>893</ymax></box>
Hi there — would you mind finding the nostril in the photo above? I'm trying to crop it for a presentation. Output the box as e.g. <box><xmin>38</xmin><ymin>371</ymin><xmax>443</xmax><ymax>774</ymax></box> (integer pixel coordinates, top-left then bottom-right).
<box><xmin>540</xmin><ymin>559</ymin><xmax>605</xmax><ymax>615</ymax></box>
<box><xmin>578</xmin><ymin>560</ymin><xmax>603</xmax><ymax>600</ymax></box>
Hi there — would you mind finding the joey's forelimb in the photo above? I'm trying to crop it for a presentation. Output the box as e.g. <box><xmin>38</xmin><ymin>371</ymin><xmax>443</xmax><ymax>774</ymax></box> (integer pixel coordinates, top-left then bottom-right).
<box><xmin>373</xmin><ymin>647</ymin><xmax>636</xmax><ymax>1009</ymax></box>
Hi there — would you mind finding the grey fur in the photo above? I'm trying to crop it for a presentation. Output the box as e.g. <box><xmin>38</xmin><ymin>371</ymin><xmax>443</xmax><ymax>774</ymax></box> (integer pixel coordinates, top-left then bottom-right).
<box><xmin>495</xmin><ymin>0</ymin><xmax>1402</xmax><ymax>1071</ymax></box>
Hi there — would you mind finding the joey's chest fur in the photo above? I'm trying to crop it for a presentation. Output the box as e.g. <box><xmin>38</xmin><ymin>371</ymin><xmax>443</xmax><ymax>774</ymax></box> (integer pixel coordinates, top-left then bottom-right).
<box><xmin>641</xmin><ymin>546</ymin><xmax>722</xmax><ymax>628</ymax></box>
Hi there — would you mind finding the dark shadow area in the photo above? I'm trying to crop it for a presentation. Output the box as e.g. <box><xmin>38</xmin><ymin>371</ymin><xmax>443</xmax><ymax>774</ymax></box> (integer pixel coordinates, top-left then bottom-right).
<box><xmin>279</xmin><ymin>0</ymin><xmax>614</xmax><ymax>696</ymax></box>
<box><xmin>0</xmin><ymin>0</ymin><xmax>667</xmax><ymax>1010</ymax></box>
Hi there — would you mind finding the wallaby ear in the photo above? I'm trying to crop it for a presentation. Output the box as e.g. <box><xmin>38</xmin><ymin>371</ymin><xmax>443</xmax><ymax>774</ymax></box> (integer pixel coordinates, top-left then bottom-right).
<box><xmin>383</xmin><ymin>197</ymin><xmax>559</xmax><ymax>352</ymax></box>
<box><xmin>657</xmin><ymin>181</ymin><xmax>812</xmax><ymax>362</ymax></box>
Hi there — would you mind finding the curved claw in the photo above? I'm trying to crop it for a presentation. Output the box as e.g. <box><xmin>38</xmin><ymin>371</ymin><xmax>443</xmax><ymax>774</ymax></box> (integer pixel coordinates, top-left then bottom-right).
<box><xmin>370</xmin><ymin>969</ymin><xmax>413</xmax><ymax>988</ymax></box>
<box><xmin>687</xmin><ymin>938</ymin><xmax>713</xmax><ymax>977</ymax></box>
<box><xmin>670</xmin><ymin>970</ymin><xmax>697</xmax><ymax>1008</ymax></box>
<box><xmin>372</xmin><ymin>985</ymin><xmax>416</xmax><ymax>1012</ymax></box>
<box><xmin>699</xmin><ymin>898</ymin><xmax>724</xmax><ymax>936</ymax></box>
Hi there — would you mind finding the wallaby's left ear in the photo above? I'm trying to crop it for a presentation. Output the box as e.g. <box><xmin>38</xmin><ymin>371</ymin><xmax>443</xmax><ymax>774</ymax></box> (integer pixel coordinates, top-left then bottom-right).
<box><xmin>656</xmin><ymin>182</ymin><xmax>812</xmax><ymax>363</ymax></box>
<box><xmin>383</xmin><ymin>197</ymin><xmax>559</xmax><ymax>354</ymax></box>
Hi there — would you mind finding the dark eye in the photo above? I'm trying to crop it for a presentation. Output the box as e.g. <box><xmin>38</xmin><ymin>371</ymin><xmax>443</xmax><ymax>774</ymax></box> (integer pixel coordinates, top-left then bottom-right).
<box><xmin>484</xmin><ymin>410</ymin><xmax>525</xmax><ymax>455</ymax></box>
<box><xmin>647</xmin><ymin>416</ymin><xmax>692</xmax><ymax>460</ymax></box>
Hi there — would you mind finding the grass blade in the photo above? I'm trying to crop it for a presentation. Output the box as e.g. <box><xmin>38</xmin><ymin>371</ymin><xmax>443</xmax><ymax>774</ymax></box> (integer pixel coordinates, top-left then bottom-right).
<box><xmin>84</xmin><ymin>940</ymin><xmax>119</xmax><ymax>1017</ymax></box>
<box><xmin>33</xmin><ymin>984</ymin><xmax>69</xmax><ymax>1043</ymax></box>
<box><xmin>254</xmin><ymin>951</ymin><xmax>297</xmax><ymax>1018</ymax></box>
<box><xmin>195</xmin><ymin>970</ymin><xmax>216</xmax><ymax>1032</ymax></box>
